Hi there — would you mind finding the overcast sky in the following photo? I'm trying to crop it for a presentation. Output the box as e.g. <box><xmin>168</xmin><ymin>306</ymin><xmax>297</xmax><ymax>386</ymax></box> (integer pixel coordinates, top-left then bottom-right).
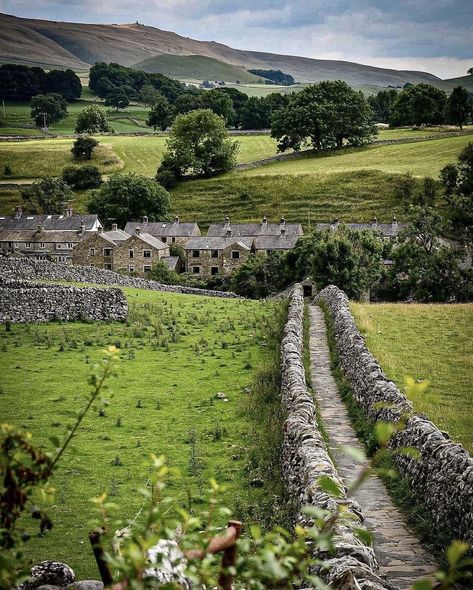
<box><xmin>4</xmin><ymin>0</ymin><xmax>473</xmax><ymax>79</ymax></box>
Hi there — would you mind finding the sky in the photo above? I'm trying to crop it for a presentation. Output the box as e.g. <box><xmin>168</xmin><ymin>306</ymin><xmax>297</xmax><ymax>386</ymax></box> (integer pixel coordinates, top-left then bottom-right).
<box><xmin>3</xmin><ymin>0</ymin><xmax>473</xmax><ymax>79</ymax></box>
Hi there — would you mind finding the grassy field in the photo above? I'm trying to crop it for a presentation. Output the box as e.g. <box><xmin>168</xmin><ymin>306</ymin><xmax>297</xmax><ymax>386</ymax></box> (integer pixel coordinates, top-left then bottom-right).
<box><xmin>241</xmin><ymin>134</ymin><xmax>473</xmax><ymax>178</ymax></box>
<box><xmin>0</xmin><ymin>286</ymin><xmax>277</xmax><ymax>578</ymax></box>
<box><xmin>350</xmin><ymin>302</ymin><xmax>473</xmax><ymax>453</ymax></box>
<box><xmin>0</xmin><ymin>135</ymin><xmax>278</xmax><ymax>180</ymax></box>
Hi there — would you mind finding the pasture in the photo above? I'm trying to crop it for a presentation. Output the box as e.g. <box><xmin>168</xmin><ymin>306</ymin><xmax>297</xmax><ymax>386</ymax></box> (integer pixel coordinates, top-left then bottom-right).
<box><xmin>0</xmin><ymin>287</ymin><xmax>277</xmax><ymax>578</ymax></box>
<box><xmin>350</xmin><ymin>302</ymin><xmax>473</xmax><ymax>454</ymax></box>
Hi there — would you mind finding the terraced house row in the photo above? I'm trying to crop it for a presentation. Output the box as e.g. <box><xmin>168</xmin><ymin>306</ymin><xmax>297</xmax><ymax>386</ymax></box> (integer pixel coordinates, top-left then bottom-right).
<box><xmin>0</xmin><ymin>207</ymin><xmax>405</xmax><ymax>277</ymax></box>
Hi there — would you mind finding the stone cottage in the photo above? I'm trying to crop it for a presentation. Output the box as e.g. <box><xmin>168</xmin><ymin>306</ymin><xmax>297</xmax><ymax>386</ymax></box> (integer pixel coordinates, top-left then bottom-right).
<box><xmin>207</xmin><ymin>216</ymin><xmax>304</xmax><ymax>239</ymax></box>
<box><xmin>114</xmin><ymin>227</ymin><xmax>170</xmax><ymax>275</ymax></box>
<box><xmin>124</xmin><ymin>216</ymin><xmax>201</xmax><ymax>247</ymax></box>
<box><xmin>185</xmin><ymin>236</ymin><xmax>254</xmax><ymax>277</ymax></box>
<box><xmin>71</xmin><ymin>228</ymin><xmax>117</xmax><ymax>270</ymax></box>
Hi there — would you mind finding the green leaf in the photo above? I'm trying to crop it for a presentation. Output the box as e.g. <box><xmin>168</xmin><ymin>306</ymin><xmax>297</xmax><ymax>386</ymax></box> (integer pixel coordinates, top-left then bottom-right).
<box><xmin>354</xmin><ymin>527</ymin><xmax>373</xmax><ymax>546</ymax></box>
<box><xmin>317</xmin><ymin>475</ymin><xmax>344</xmax><ymax>498</ymax></box>
<box><xmin>374</xmin><ymin>421</ymin><xmax>395</xmax><ymax>445</ymax></box>
<box><xmin>447</xmin><ymin>540</ymin><xmax>469</xmax><ymax>566</ymax></box>
<box><xmin>339</xmin><ymin>445</ymin><xmax>366</xmax><ymax>462</ymax></box>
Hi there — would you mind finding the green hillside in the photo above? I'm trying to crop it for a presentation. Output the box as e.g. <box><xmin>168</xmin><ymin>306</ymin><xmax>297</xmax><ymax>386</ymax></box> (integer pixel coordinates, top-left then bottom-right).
<box><xmin>133</xmin><ymin>54</ymin><xmax>263</xmax><ymax>83</ymax></box>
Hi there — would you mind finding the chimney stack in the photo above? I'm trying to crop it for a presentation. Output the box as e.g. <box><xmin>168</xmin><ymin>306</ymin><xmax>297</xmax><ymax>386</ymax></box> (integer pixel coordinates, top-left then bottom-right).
<box><xmin>65</xmin><ymin>205</ymin><xmax>73</xmax><ymax>218</ymax></box>
<box><xmin>142</xmin><ymin>215</ymin><xmax>148</xmax><ymax>224</ymax></box>
<box><xmin>135</xmin><ymin>227</ymin><xmax>141</xmax><ymax>236</ymax></box>
<box><xmin>280</xmin><ymin>216</ymin><xmax>286</xmax><ymax>225</ymax></box>
<box><xmin>392</xmin><ymin>216</ymin><xmax>398</xmax><ymax>232</ymax></box>
<box><xmin>331</xmin><ymin>218</ymin><xmax>339</xmax><ymax>229</ymax></box>
<box><xmin>37</xmin><ymin>222</ymin><xmax>43</xmax><ymax>233</ymax></box>
<box><xmin>80</xmin><ymin>219</ymin><xmax>85</xmax><ymax>235</ymax></box>
<box><xmin>14</xmin><ymin>205</ymin><xmax>22</xmax><ymax>219</ymax></box>
<box><xmin>262</xmin><ymin>216</ymin><xmax>268</xmax><ymax>226</ymax></box>
<box><xmin>372</xmin><ymin>217</ymin><xmax>378</xmax><ymax>228</ymax></box>
<box><xmin>174</xmin><ymin>215</ymin><xmax>179</xmax><ymax>224</ymax></box>
<box><xmin>112</xmin><ymin>223</ymin><xmax>118</xmax><ymax>231</ymax></box>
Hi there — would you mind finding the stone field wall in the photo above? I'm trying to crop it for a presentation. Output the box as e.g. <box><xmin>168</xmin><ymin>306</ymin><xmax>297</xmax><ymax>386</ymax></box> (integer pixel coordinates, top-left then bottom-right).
<box><xmin>280</xmin><ymin>285</ymin><xmax>392</xmax><ymax>589</ymax></box>
<box><xmin>0</xmin><ymin>256</ymin><xmax>239</xmax><ymax>299</ymax></box>
<box><xmin>0</xmin><ymin>278</ymin><xmax>127</xmax><ymax>323</ymax></box>
<box><xmin>316</xmin><ymin>284</ymin><xmax>473</xmax><ymax>545</ymax></box>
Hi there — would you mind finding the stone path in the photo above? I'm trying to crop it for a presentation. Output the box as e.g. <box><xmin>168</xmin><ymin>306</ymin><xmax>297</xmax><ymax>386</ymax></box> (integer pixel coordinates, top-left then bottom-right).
<box><xmin>308</xmin><ymin>305</ymin><xmax>437</xmax><ymax>590</ymax></box>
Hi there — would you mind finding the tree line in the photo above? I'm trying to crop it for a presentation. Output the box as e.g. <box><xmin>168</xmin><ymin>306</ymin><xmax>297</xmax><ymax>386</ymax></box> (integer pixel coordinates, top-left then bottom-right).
<box><xmin>0</xmin><ymin>64</ymin><xmax>82</xmax><ymax>101</ymax></box>
<box><xmin>368</xmin><ymin>83</ymin><xmax>473</xmax><ymax>129</ymax></box>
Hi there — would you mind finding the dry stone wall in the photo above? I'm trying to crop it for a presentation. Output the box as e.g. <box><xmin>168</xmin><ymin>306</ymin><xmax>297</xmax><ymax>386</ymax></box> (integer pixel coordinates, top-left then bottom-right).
<box><xmin>0</xmin><ymin>279</ymin><xmax>127</xmax><ymax>323</ymax></box>
<box><xmin>0</xmin><ymin>256</ymin><xmax>238</xmax><ymax>299</ymax></box>
<box><xmin>316</xmin><ymin>284</ymin><xmax>473</xmax><ymax>545</ymax></box>
<box><xmin>281</xmin><ymin>285</ymin><xmax>393</xmax><ymax>589</ymax></box>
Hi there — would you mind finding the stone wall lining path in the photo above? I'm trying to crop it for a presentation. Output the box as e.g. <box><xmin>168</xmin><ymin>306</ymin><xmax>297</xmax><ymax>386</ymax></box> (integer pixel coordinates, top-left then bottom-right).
<box><xmin>308</xmin><ymin>304</ymin><xmax>437</xmax><ymax>590</ymax></box>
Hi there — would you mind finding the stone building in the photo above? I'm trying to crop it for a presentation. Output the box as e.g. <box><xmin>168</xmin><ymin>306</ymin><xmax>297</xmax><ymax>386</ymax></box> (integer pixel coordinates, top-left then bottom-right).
<box><xmin>253</xmin><ymin>233</ymin><xmax>300</xmax><ymax>254</ymax></box>
<box><xmin>113</xmin><ymin>228</ymin><xmax>170</xmax><ymax>275</ymax></box>
<box><xmin>207</xmin><ymin>216</ymin><xmax>303</xmax><ymax>239</ymax></box>
<box><xmin>124</xmin><ymin>216</ymin><xmax>201</xmax><ymax>247</ymax></box>
<box><xmin>72</xmin><ymin>227</ymin><xmax>170</xmax><ymax>276</ymax></box>
<box><xmin>185</xmin><ymin>236</ymin><xmax>254</xmax><ymax>277</ymax></box>
<box><xmin>0</xmin><ymin>206</ymin><xmax>102</xmax><ymax>263</ymax></box>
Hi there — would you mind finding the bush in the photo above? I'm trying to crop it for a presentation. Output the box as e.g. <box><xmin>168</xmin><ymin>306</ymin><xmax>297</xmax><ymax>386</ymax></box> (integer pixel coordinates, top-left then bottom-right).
<box><xmin>149</xmin><ymin>260</ymin><xmax>181</xmax><ymax>285</ymax></box>
<box><xmin>75</xmin><ymin>105</ymin><xmax>111</xmax><ymax>134</ymax></box>
<box><xmin>71</xmin><ymin>136</ymin><xmax>99</xmax><ymax>160</ymax></box>
<box><xmin>62</xmin><ymin>165</ymin><xmax>102</xmax><ymax>190</ymax></box>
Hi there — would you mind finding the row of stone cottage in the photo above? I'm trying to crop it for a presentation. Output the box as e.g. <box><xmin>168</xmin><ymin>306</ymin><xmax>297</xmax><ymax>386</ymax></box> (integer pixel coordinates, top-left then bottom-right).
<box><xmin>0</xmin><ymin>206</ymin><xmax>404</xmax><ymax>278</ymax></box>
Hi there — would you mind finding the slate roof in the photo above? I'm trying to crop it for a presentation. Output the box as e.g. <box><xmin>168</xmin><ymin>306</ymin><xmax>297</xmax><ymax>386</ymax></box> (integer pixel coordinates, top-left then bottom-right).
<box><xmin>316</xmin><ymin>221</ymin><xmax>407</xmax><ymax>238</ymax></box>
<box><xmin>125</xmin><ymin>220</ymin><xmax>200</xmax><ymax>238</ymax></box>
<box><xmin>186</xmin><ymin>237</ymin><xmax>254</xmax><ymax>251</ymax></box>
<box><xmin>0</xmin><ymin>214</ymin><xmax>101</xmax><ymax>231</ymax></box>
<box><xmin>132</xmin><ymin>232</ymin><xmax>169</xmax><ymax>250</ymax></box>
<box><xmin>254</xmin><ymin>235</ymin><xmax>300</xmax><ymax>250</ymax></box>
<box><xmin>0</xmin><ymin>229</ymin><xmax>89</xmax><ymax>243</ymax></box>
<box><xmin>161</xmin><ymin>256</ymin><xmax>180</xmax><ymax>271</ymax></box>
<box><xmin>103</xmin><ymin>229</ymin><xmax>130</xmax><ymax>242</ymax></box>
<box><xmin>207</xmin><ymin>219</ymin><xmax>303</xmax><ymax>237</ymax></box>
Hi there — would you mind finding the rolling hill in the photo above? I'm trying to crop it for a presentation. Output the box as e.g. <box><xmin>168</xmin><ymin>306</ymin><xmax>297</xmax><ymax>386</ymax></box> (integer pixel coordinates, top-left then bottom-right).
<box><xmin>133</xmin><ymin>54</ymin><xmax>263</xmax><ymax>83</ymax></box>
<box><xmin>0</xmin><ymin>12</ymin><xmax>449</xmax><ymax>87</ymax></box>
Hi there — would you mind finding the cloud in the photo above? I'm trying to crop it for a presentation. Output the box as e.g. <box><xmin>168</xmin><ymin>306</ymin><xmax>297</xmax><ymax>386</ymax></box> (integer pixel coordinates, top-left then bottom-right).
<box><xmin>5</xmin><ymin>0</ymin><xmax>473</xmax><ymax>78</ymax></box>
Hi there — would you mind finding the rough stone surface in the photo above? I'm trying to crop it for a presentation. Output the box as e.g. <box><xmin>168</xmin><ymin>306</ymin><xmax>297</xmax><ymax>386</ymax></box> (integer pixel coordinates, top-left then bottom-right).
<box><xmin>280</xmin><ymin>285</ymin><xmax>393</xmax><ymax>590</ymax></box>
<box><xmin>309</xmin><ymin>305</ymin><xmax>437</xmax><ymax>589</ymax></box>
<box><xmin>316</xmin><ymin>284</ymin><xmax>473</xmax><ymax>546</ymax></box>
<box><xmin>19</xmin><ymin>561</ymin><xmax>75</xmax><ymax>590</ymax></box>
<box><xmin>0</xmin><ymin>278</ymin><xmax>127</xmax><ymax>323</ymax></box>
<box><xmin>67</xmin><ymin>581</ymin><xmax>103</xmax><ymax>590</ymax></box>
<box><xmin>144</xmin><ymin>539</ymin><xmax>191</xmax><ymax>589</ymax></box>
<box><xmin>0</xmin><ymin>256</ymin><xmax>239</xmax><ymax>299</ymax></box>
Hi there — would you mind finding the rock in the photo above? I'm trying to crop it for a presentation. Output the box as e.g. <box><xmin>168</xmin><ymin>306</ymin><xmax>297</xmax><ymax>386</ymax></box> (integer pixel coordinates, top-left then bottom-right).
<box><xmin>19</xmin><ymin>561</ymin><xmax>75</xmax><ymax>590</ymax></box>
<box><xmin>144</xmin><ymin>539</ymin><xmax>191</xmax><ymax>590</ymax></box>
<box><xmin>215</xmin><ymin>392</ymin><xmax>227</xmax><ymax>400</ymax></box>
<box><xmin>67</xmin><ymin>581</ymin><xmax>103</xmax><ymax>590</ymax></box>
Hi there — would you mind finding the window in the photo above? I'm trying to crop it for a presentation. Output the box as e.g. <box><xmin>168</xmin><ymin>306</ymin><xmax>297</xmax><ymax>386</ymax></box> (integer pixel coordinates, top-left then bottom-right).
<box><xmin>211</xmin><ymin>266</ymin><xmax>219</xmax><ymax>276</ymax></box>
<box><xmin>26</xmin><ymin>242</ymin><xmax>32</xmax><ymax>249</ymax></box>
<box><xmin>192</xmin><ymin>250</ymin><xmax>200</xmax><ymax>258</ymax></box>
<box><xmin>211</xmin><ymin>250</ymin><xmax>219</xmax><ymax>258</ymax></box>
<box><xmin>129</xmin><ymin>265</ymin><xmax>134</xmax><ymax>272</ymax></box>
<box><xmin>172</xmin><ymin>237</ymin><xmax>176</xmax><ymax>243</ymax></box>
<box><xmin>231</xmin><ymin>250</ymin><xmax>240</xmax><ymax>259</ymax></box>
<box><xmin>143</xmin><ymin>250</ymin><xmax>151</xmax><ymax>258</ymax></box>
<box><xmin>104</xmin><ymin>263</ymin><xmax>112</xmax><ymax>270</ymax></box>
<box><xmin>89</xmin><ymin>248</ymin><xmax>96</xmax><ymax>256</ymax></box>
<box><xmin>57</xmin><ymin>244</ymin><xmax>62</xmax><ymax>249</ymax></box>
<box><xmin>143</xmin><ymin>265</ymin><xmax>151</xmax><ymax>273</ymax></box>
<box><xmin>103</xmin><ymin>248</ymin><xmax>112</xmax><ymax>257</ymax></box>
<box><xmin>129</xmin><ymin>249</ymin><xmax>134</xmax><ymax>259</ymax></box>
<box><xmin>162</xmin><ymin>237</ymin><xmax>167</xmax><ymax>243</ymax></box>
<box><xmin>67</xmin><ymin>242</ymin><xmax>74</xmax><ymax>249</ymax></box>
<box><xmin>40</xmin><ymin>242</ymin><xmax>46</xmax><ymax>249</ymax></box>
<box><xmin>192</xmin><ymin>266</ymin><xmax>201</xmax><ymax>274</ymax></box>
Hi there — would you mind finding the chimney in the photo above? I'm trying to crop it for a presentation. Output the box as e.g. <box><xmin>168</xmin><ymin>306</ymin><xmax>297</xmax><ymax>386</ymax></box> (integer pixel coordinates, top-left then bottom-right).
<box><xmin>65</xmin><ymin>205</ymin><xmax>73</xmax><ymax>218</ymax></box>
<box><xmin>80</xmin><ymin>220</ymin><xmax>85</xmax><ymax>235</ymax></box>
<box><xmin>392</xmin><ymin>216</ymin><xmax>398</xmax><ymax>232</ymax></box>
<box><xmin>112</xmin><ymin>223</ymin><xmax>118</xmax><ymax>231</ymax></box>
<box><xmin>372</xmin><ymin>217</ymin><xmax>378</xmax><ymax>228</ymax></box>
<box><xmin>142</xmin><ymin>215</ymin><xmax>148</xmax><ymax>224</ymax></box>
<box><xmin>280</xmin><ymin>216</ymin><xmax>286</xmax><ymax>225</ymax></box>
<box><xmin>331</xmin><ymin>218</ymin><xmax>339</xmax><ymax>229</ymax></box>
<box><xmin>224</xmin><ymin>216</ymin><xmax>230</xmax><ymax>226</ymax></box>
<box><xmin>14</xmin><ymin>205</ymin><xmax>22</xmax><ymax>219</ymax></box>
<box><xmin>174</xmin><ymin>215</ymin><xmax>179</xmax><ymax>224</ymax></box>
<box><xmin>135</xmin><ymin>227</ymin><xmax>141</xmax><ymax>236</ymax></box>
<box><xmin>262</xmin><ymin>216</ymin><xmax>268</xmax><ymax>226</ymax></box>
<box><xmin>37</xmin><ymin>222</ymin><xmax>43</xmax><ymax>233</ymax></box>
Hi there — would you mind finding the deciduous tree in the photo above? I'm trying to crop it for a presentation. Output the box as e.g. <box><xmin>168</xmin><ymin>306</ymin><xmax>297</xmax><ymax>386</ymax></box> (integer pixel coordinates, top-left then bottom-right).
<box><xmin>30</xmin><ymin>93</ymin><xmax>68</xmax><ymax>127</ymax></box>
<box><xmin>71</xmin><ymin>136</ymin><xmax>99</xmax><ymax>160</ymax></box>
<box><xmin>146</xmin><ymin>94</ymin><xmax>173</xmax><ymax>131</ymax></box>
<box><xmin>75</xmin><ymin>105</ymin><xmax>111</xmax><ymax>134</ymax></box>
<box><xmin>448</xmin><ymin>85</ymin><xmax>471</xmax><ymax>130</ymax></box>
<box><xmin>21</xmin><ymin>177</ymin><xmax>73</xmax><ymax>214</ymax></box>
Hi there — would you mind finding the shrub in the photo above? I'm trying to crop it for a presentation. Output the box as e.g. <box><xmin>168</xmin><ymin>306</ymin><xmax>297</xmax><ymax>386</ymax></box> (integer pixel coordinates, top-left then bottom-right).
<box><xmin>71</xmin><ymin>136</ymin><xmax>99</xmax><ymax>160</ymax></box>
<box><xmin>62</xmin><ymin>165</ymin><xmax>102</xmax><ymax>190</ymax></box>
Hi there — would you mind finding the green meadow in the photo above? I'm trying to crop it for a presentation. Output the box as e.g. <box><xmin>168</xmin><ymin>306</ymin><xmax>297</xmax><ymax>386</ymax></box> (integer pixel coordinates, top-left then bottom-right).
<box><xmin>350</xmin><ymin>302</ymin><xmax>473</xmax><ymax>454</ymax></box>
<box><xmin>0</xmin><ymin>287</ymin><xmax>278</xmax><ymax>578</ymax></box>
